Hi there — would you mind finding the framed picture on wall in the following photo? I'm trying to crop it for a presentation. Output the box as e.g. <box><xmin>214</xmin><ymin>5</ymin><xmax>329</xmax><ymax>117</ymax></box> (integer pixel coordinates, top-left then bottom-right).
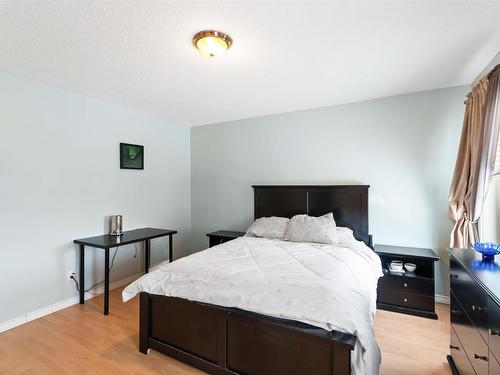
<box><xmin>120</xmin><ymin>143</ymin><xmax>144</xmax><ymax>170</ymax></box>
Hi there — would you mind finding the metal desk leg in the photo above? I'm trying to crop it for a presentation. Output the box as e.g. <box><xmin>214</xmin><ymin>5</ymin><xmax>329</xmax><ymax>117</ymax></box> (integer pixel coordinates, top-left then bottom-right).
<box><xmin>169</xmin><ymin>235</ymin><xmax>173</xmax><ymax>263</ymax></box>
<box><xmin>79</xmin><ymin>244</ymin><xmax>85</xmax><ymax>304</ymax></box>
<box><xmin>104</xmin><ymin>248</ymin><xmax>110</xmax><ymax>315</ymax></box>
<box><xmin>145</xmin><ymin>239</ymin><xmax>150</xmax><ymax>274</ymax></box>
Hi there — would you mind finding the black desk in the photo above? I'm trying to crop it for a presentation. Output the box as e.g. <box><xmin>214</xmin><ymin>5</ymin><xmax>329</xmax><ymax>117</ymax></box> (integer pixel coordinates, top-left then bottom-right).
<box><xmin>74</xmin><ymin>227</ymin><xmax>177</xmax><ymax>315</ymax></box>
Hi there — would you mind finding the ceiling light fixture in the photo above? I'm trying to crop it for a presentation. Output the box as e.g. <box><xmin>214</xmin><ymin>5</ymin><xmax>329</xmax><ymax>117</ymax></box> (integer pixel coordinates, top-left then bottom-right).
<box><xmin>193</xmin><ymin>30</ymin><xmax>232</xmax><ymax>58</ymax></box>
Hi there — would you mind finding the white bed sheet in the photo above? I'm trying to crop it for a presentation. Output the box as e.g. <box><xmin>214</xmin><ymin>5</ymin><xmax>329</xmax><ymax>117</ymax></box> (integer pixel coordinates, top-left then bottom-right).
<box><xmin>123</xmin><ymin>234</ymin><xmax>383</xmax><ymax>375</ymax></box>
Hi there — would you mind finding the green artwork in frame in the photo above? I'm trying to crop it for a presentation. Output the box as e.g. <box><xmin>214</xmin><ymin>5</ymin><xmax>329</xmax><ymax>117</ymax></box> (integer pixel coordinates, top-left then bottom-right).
<box><xmin>120</xmin><ymin>143</ymin><xmax>144</xmax><ymax>170</ymax></box>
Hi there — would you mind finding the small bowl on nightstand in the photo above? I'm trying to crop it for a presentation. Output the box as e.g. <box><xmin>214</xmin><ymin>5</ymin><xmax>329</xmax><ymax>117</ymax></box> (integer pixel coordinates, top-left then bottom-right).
<box><xmin>404</xmin><ymin>263</ymin><xmax>417</xmax><ymax>272</ymax></box>
<box><xmin>389</xmin><ymin>260</ymin><xmax>403</xmax><ymax>271</ymax></box>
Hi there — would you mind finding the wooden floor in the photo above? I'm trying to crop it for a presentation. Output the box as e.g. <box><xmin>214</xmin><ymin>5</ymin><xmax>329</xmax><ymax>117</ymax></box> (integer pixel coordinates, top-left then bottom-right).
<box><xmin>0</xmin><ymin>288</ymin><xmax>451</xmax><ymax>375</ymax></box>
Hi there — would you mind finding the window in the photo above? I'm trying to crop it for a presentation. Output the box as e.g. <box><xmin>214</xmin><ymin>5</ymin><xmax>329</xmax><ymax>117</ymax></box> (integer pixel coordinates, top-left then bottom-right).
<box><xmin>495</xmin><ymin>136</ymin><xmax>500</xmax><ymax>175</ymax></box>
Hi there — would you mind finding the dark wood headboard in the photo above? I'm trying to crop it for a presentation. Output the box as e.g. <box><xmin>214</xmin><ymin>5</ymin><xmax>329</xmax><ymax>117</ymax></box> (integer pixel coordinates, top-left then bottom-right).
<box><xmin>253</xmin><ymin>185</ymin><xmax>371</xmax><ymax>247</ymax></box>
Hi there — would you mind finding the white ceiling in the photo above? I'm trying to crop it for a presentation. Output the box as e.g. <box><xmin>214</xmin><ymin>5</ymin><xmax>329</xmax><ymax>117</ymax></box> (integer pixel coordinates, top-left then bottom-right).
<box><xmin>0</xmin><ymin>1</ymin><xmax>499</xmax><ymax>127</ymax></box>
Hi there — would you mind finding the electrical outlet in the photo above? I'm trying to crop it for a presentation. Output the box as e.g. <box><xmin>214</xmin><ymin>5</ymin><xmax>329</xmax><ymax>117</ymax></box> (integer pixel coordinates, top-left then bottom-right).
<box><xmin>67</xmin><ymin>270</ymin><xmax>76</xmax><ymax>280</ymax></box>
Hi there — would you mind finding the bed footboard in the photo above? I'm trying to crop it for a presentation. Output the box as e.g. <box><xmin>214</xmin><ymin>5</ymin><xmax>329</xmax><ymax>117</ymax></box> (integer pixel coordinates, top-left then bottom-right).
<box><xmin>139</xmin><ymin>292</ymin><xmax>355</xmax><ymax>375</ymax></box>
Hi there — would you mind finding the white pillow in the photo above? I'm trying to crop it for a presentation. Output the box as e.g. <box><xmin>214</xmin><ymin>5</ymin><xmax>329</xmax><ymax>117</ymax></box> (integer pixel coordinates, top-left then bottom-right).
<box><xmin>284</xmin><ymin>213</ymin><xmax>338</xmax><ymax>244</ymax></box>
<box><xmin>245</xmin><ymin>216</ymin><xmax>290</xmax><ymax>240</ymax></box>
<box><xmin>336</xmin><ymin>226</ymin><xmax>356</xmax><ymax>243</ymax></box>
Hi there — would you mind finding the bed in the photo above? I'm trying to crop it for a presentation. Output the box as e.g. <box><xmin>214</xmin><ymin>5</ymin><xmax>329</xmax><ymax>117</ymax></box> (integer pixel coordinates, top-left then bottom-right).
<box><xmin>123</xmin><ymin>185</ymin><xmax>382</xmax><ymax>375</ymax></box>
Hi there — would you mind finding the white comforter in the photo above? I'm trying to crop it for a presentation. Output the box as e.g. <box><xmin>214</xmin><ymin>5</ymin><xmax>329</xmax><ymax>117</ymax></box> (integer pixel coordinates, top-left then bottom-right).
<box><xmin>123</xmin><ymin>234</ymin><xmax>383</xmax><ymax>375</ymax></box>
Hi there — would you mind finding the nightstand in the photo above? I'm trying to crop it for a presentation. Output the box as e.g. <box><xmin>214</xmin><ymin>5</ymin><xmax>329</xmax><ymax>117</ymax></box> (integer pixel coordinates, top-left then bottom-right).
<box><xmin>375</xmin><ymin>244</ymin><xmax>439</xmax><ymax>319</ymax></box>
<box><xmin>206</xmin><ymin>230</ymin><xmax>245</xmax><ymax>248</ymax></box>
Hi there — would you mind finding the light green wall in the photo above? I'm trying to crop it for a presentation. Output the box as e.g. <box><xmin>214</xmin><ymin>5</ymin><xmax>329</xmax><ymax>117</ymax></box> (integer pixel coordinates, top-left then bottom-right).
<box><xmin>0</xmin><ymin>72</ymin><xmax>191</xmax><ymax>325</ymax></box>
<box><xmin>191</xmin><ymin>85</ymin><xmax>469</xmax><ymax>297</ymax></box>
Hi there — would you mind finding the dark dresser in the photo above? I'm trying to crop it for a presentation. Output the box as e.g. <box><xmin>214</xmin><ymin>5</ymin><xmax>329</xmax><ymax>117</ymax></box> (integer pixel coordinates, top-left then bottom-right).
<box><xmin>375</xmin><ymin>244</ymin><xmax>439</xmax><ymax>319</ymax></box>
<box><xmin>448</xmin><ymin>248</ymin><xmax>500</xmax><ymax>375</ymax></box>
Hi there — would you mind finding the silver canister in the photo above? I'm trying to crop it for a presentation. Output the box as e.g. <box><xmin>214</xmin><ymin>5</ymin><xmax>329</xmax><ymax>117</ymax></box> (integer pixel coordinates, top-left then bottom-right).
<box><xmin>110</xmin><ymin>215</ymin><xmax>123</xmax><ymax>236</ymax></box>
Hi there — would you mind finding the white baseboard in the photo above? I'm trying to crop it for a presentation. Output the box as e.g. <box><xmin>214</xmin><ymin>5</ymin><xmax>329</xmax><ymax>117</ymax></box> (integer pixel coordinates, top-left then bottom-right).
<box><xmin>0</xmin><ymin>271</ymin><xmax>146</xmax><ymax>334</ymax></box>
<box><xmin>435</xmin><ymin>294</ymin><xmax>450</xmax><ymax>304</ymax></box>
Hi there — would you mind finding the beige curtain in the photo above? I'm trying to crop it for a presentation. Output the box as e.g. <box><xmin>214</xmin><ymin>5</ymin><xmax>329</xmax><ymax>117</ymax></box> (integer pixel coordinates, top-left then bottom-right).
<box><xmin>449</xmin><ymin>65</ymin><xmax>500</xmax><ymax>248</ymax></box>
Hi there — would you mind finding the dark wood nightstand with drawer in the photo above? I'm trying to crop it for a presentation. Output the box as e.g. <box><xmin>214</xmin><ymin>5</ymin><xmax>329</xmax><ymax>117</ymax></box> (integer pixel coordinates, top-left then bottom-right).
<box><xmin>375</xmin><ymin>244</ymin><xmax>439</xmax><ymax>319</ymax></box>
<box><xmin>206</xmin><ymin>230</ymin><xmax>245</xmax><ymax>248</ymax></box>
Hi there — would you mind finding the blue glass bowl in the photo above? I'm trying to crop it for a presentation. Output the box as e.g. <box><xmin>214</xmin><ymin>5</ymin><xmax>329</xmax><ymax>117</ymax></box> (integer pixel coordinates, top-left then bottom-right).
<box><xmin>472</xmin><ymin>242</ymin><xmax>500</xmax><ymax>261</ymax></box>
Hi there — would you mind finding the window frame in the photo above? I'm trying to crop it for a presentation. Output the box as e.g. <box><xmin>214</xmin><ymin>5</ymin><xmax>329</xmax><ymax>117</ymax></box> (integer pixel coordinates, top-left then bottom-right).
<box><xmin>494</xmin><ymin>137</ymin><xmax>500</xmax><ymax>176</ymax></box>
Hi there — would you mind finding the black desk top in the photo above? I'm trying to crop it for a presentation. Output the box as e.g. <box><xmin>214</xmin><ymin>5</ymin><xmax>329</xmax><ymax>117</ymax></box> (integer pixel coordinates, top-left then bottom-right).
<box><xmin>74</xmin><ymin>227</ymin><xmax>177</xmax><ymax>249</ymax></box>
<box><xmin>449</xmin><ymin>248</ymin><xmax>500</xmax><ymax>306</ymax></box>
<box><xmin>374</xmin><ymin>244</ymin><xmax>439</xmax><ymax>261</ymax></box>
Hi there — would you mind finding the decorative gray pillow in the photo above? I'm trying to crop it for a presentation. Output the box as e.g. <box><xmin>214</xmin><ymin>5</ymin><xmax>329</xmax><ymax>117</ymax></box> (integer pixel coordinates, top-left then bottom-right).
<box><xmin>284</xmin><ymin>213</ymin><xmax>338</xmax><ymax>244</ymax></box>
<box><xmin>245</xmin><ymin>216</ymin><xmax>290</xmax><ymax>240</ymax></box>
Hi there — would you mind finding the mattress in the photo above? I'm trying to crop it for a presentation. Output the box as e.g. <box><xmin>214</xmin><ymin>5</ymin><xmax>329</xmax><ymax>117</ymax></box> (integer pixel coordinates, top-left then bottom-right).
<box><xmin>123</xmin><ymin>234</ymin><xmax>383</xmax><ymax>375</ymax></box>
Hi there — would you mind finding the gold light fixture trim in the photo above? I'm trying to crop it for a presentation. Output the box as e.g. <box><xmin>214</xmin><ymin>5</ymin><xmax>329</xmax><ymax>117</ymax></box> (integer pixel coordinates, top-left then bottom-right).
<box><xmin>193</xmin><ymin>30</ymin><xmax>233</xmax><ymax>58</ymax></box>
